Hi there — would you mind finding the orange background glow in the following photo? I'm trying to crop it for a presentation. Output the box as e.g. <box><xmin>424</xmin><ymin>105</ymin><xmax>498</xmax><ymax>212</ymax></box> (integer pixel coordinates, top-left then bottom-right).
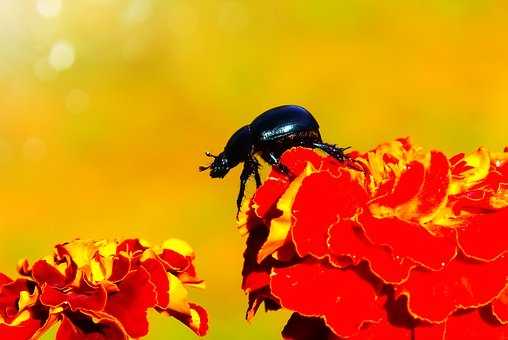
<box><xmin>0</xmin><ymin>1</ymin><xmax>507</xmax><ymax>339</ymax></box>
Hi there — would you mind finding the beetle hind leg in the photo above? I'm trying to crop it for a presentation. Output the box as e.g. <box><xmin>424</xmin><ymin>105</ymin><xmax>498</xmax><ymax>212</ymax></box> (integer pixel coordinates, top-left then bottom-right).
<box><xmin>252</xmin><ymin>158</ymin><xmax>262</xmax><ymax>187</ymax></box>
<box><xmin>311</xmin><ymin>142</ymin><xmax>351</xmax><ymax>162</ymax></box>
<box><xmin>236</xmin><ymin>159</ymin><xmax>260</xmax><ymax>217</ymax></box>
<box><xmin>263</xmin><ymin>151</ymin><xmax>293</xmax><ymax>178</ymax></box>
<box><xmin>237</xmin><ymin>166</ymin><xmax>250</xmax><ymax>217</ymax></box>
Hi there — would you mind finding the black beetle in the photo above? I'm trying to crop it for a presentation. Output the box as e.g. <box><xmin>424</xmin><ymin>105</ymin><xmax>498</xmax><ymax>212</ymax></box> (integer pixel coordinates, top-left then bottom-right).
<box><xmin>199</xmin><ymin>105</ymin><xmax>350</xmax><ymax>213</ymax></box>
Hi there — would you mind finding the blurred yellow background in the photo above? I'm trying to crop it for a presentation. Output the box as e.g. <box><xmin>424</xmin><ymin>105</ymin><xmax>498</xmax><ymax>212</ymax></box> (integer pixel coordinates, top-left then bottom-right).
<box><xmin>0</xmin><ymin>0</ymin><xmax>507</xmax><ymax>339</ymax></box>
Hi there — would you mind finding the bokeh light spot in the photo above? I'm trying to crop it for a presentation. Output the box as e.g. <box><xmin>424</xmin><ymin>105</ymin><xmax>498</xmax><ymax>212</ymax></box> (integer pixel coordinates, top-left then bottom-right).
<box><xmin>36</xmin><ymin>0</ymin><xmax>62</xmax><ymax>18</ymax></box>
<box><xmin>48</xmin><ymin>41</ymin><xmax>75</xmax><ymax>71</ymax></box>
<box><xmin>123</xmin><ymin>0</ymin><xmax>152</xmax><ymax>24</ymax></box>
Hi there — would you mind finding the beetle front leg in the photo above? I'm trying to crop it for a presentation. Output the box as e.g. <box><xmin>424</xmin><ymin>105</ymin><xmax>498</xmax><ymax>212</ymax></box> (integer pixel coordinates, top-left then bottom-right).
<box><xmin>237</xmin><ymin>162</ymin><xmax>254</xmax><ymax>216</ymax></box>
<box><xmin>312</xmin><ymin>142</ymin><xmax>351</xmax><ymax>162</ymax></box>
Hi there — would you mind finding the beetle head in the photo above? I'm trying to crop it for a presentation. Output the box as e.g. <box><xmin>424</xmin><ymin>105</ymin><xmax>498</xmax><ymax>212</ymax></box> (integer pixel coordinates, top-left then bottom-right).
<box><xmin>199</xmin><ymin>152</ymin><xmax>231</xmax><ymax>178</ymax></box>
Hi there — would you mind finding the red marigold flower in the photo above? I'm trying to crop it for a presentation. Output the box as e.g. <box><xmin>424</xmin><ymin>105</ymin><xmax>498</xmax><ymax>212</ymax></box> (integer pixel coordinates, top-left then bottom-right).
<box><xmin>239</xmin><ymin>139</ymin><xmax>508</xmax><ymax>339</ymax></box>
<box><xmin>0</xmin><ymin>238</ymin><xmax>208</xmax><ymax>339</ymax></box>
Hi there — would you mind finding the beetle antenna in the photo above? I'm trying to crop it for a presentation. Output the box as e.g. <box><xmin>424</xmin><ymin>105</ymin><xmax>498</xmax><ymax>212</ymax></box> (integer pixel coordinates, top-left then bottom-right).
<box><xmin>205</xmin><ymin>151</ymin><xmax>217</xmax><ymax>158</ymax></box>
<box><xmin>199</xmin><ymin>165</ymin><xmax>211</xmax><ymax>172</ymax></box>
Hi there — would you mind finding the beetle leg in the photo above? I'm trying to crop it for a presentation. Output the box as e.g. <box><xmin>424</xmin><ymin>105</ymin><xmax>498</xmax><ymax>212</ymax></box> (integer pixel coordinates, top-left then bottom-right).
<box><xmin>251</xmin><ymin>157</ymin><xmax>262</xmax><ymax>187</ymax></box>
<box><xmin>264</xmin><ymin>152</ymin><xmax>292</xmax><ymax>178</ymax></box>
<box><xmin>312</xmin><ymin>142</ymin><xmax>351</xmax><ymax>162</ymax></box>
<box><xmin>237</xmin><ymin>162</ymin><xmax>254</xmax><ymax>216</ymax></box>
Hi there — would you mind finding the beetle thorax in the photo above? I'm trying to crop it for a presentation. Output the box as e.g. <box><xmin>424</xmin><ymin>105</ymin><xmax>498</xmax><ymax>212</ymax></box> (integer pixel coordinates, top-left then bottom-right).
<box><xmin>223</xmin><ymin>125</ymin><xmax>253</xmax><ymax>166</ymax></box>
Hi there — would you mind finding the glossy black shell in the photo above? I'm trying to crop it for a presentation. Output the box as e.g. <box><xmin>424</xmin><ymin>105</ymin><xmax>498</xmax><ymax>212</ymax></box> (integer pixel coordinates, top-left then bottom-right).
<box><xmin>249</xmin><ymin>105</ymin><xmax>320</xmax><ymax>144</ymax></box>
<box><xmin>223</xmin><ymin>125</ymin><xmax>252</xmax><ymax>166</ymax></box>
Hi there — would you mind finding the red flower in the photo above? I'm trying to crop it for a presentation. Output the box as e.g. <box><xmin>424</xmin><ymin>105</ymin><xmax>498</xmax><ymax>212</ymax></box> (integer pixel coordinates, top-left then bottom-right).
<box><xmin>240</xmin><ymin>139</ymin><xmax>508</xmax><ymax>339</ymax></box>
<box><xmin>0</xmin><ymin>238</ymin><xmax>208</xmax><ymax>339</ymax></box>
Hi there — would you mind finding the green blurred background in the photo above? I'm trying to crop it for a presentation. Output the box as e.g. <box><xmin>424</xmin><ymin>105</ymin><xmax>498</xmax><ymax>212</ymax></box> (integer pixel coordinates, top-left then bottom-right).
<box><xmin>0</xmin><ymin>0</ymin><xmax>507</xmax><ymax>339</ymax></box>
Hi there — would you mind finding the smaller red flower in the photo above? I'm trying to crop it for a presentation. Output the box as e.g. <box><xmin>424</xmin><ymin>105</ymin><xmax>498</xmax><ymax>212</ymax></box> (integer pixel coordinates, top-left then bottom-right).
<box><xmin>0</xmin><ymin>238</ymin><xmax>208</xmax><ymax>339</ymax></box>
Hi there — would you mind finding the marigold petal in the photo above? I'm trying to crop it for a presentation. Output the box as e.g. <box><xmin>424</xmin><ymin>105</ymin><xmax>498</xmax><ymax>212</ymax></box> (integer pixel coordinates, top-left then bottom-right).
<box><xmin>116</xmin><ymin>239</ymin><xmax>147</xmax><ymax>256</ymax></box>
<box><xmin>457</xmin><ymin>207</ymin><xmax>508</xmax><ymax>261</ymax></box>
<box><xmin>161</xmin><ymin>239</ymin><xmax>194</xmax><ymax>258</ymax></box>
<box><xmin>416</xmin><ymin>151</ymin><xmax>450</xmax><ymax>219</ymax></box>
<box><xmin>168</xmin><ymin>272</ymin><xmax>192</xmax><ymax>315</ymax></box>
<box><xmin>275</xmin><ymin>147</ymin><xmax>324</xmax><ymax>178</ymax></box>
<box><xmin>159</xmin><ymin>249</ymin><xmax>191</xmax><ymax>272</ymax></box>
<box><xmin>270</xmin><ymin>261</ymin><xmax>384</xmax><ymax>338</ymax></box>
<box><xmin>32</xmin><ymin>260</ymin><xmax>68</xmax><ymax>288</ymax></box>
<box><xmin>56</xmin><ymin>312</ymin><xmax>127</xmax><ymax>340</ymax></box>
<box><xmin>0</xmin><ymin>273</ymin><xmax>11</xmax><ymax>286</ymax></box>
<box><xmin>104</xmin><ymin>267</ymin><xmax>157</xmax><ymax>338</ymax></box>
<box><xmin>397</xmin><ymin>255</ymin><xmax>508</xmax><ymax>322</ymax></box>
<box><xmin>0</xmin><ymin>279</ymin><xmax>35</xmax><ymax>323</ymax></box>
<box><xmin>375</xmin><ymin>161</ymin><xmax>425</xmax><ymax>208</ymax></box>
<box><xmin>492</xmin><ymin>285</ymin><xmax>508</xmax><ymax>324</ymax></box>
<box><xmin>328</xmin><ymin>220</ymin><xmax>415</xmax><ymax>284</ymax></box>
<box><xmin>359</xmin><ymin>214</ymin><xmax>456</xmax><ymax>270</ymax></box>
<box><xmin>242</xmin><ymin>272</ymin><xmax>271</xmax><ymax>293</ymax></box>
<box><xmin>40</xmin><ymin>280</ymin><xmax>107</xmax><ymax>312</ymax></box>
<box><xmin>242</xmin><ymin>226</ymin><xmax>271</xmax><ymax>293</ymax></box>
<box><xmin>258</xmin><ymin>164</ymin><xmax>314</xmax><ymax>262</ymax></box>
<box><xmin>61</xmin><ymin>240</ymin><xmax>100</xmax><ymax>269</ymax></box>
<box><xmin>252</xmin><ymin>178</ymin><xmax>289</xmax><ymax>219</ymax></box>
<box><xmin>108</xmin><ymin>255</ymin><xmax>131</xmax><ymax>282</ymax></box>
<box><xmin>0</xmin><ymin>317</ymin><xmax>44</xmax><ymax>340</ymax></box>
<box><xmin>166</xmin><ymin>302</ymin><xmax>208</xmax><ymax>336</ymax></box>
<box><xmin>292</xmin><ymin>171</ymin><xmax>368</xmax><ymax>258</ymax></box>
<box><xmin>444</xmin><ymin>309</ymin><xmax>508</xmax><ymax>340</ymax></box>
<box><xmin>141</xmin><ymin>258</ymin><xmax>170</xmax><ymax>308</ymax></box>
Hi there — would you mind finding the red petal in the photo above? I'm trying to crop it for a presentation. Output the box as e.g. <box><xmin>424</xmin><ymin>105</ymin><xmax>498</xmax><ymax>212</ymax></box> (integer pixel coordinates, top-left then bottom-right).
<box><xmin>56</xmin><ymin>313</ymin><xmax>127</xmax><ymax>340</ymax></box>
<box><xmin>253</xmin><ymin>148</ymin><xmax>324</xmax><ymax>217</ymax></box>
<box><xmin>276</xmin><ymin>148</ymin><xmax>324</xmax><ymax>178</ymax></box>
<box><xmin>292</xmin><ymin>171</ymin><xmax>368</xmax><ymax>258</ymax></box>
<box><xmin>0</xmin><ymin>318</ymin><xmax>44</xmax><ymax>340</ymax></box>
<box><xmin>40</xmin><ymin>280</ymin><xmax>107</xmax><ymax>312</ymax></box>
<box><xmin>0</xmin><ymin>279</ymin><xmax>33</xmax><ymax>323</ymax></box>
<box><xmin>355</xmin><ymin>323</ymin><xmax>445</xmax><ymax>340</ymax></box>
<box><xmin>397</xmin><ymin>138</ymin><xmax>412</xmax><ymax>151</ymax></box>
<box><xmin>0</xmin><ymin>273</ymin><xmax>12</xmax><ymax>286</ymax></box>
<box><xmin>359</xmin><ymin>214</ymin><xmax>456</xmax><ymax>270</ymax></box>
<box><xmin>450</xmin><ymin>153</ymin><xmax>465</xmax><ymax>166</ymax></box>
<box><xmin>252</xmin><ymin>178</ymin><xmax>289</xmax><ymax>218</ymax></box>
<box><xmin>159</xmin><ymin>249</ymin><xmax>190</xmax><ymax>272</ymax></box>
<box><xmin>492</xmin><ymin>285</ymin><xmax>508</xmax><ymax>324</ymax></box>
<box><xmin>398</xmin><ymin>255</ymin><xmax>508</xmax><ymax>322</ymax></box>
<box><xmin>416</xmin><ymin>151</ymin><xmax>450</xmax><ymax>216</ymax></box>
<box><xmin>167</xmin><ymin>302</ymin><xmax>208</xmax><ymax>336</ymax></box>
<box><xmin>444</xmin><ymin>309</ymin><xmax>508</xmax><ymax>339</ymax></box>
<box><xmin>328</xmin><ymin>220</ymin><xmax>416</xmax><ymax>283</ymax></box>
<box><xmin>375</xmin><ymin>161</ymin><xmax>425</xmax><ymax>208</ymax></box>
<box><xmin>457</xmin><ymin>207</ymin><xmax>508</xmax><ymax>261</ymax></box>
<box><xmin>242</xmin><ymin>272</ymin><xmax>270</xmax><ymax>293</ymax></box>
<box><xmin>348</xmin><ymin>319</ymin><xmax>413</xmax><ymax>340</ymax></box>
<box><xmin>108</xmin><ymin>255</ymin><xmax>131</xmax><ymax>282</ymax></box>
<box><xmin>116</xmin><ymin>239</ymin><xmax>146</xmax><ymax>256</ymax></box>
<box><xmin>32</xmin><ymin>260</ymin><xmax>67</xmax><ymax>287</ymax></box>
<box><xmin>242</xmin><ymin>227</ymin><xmax>271</xmax><ymax>292</ymax></box>
<box><xmin>270</xmin><ymin>261</ymin><xmax>384</xmax><ymax>338</ymax></box>
<box><xmin>141</xmin><ymin>258</ymin><xmax>169</xmax><ymax>308</ymax></box>
<box><xmin>104</xmin><ymin>267</ymin><xmax>157</xmax><ymax>338</ymax></box>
